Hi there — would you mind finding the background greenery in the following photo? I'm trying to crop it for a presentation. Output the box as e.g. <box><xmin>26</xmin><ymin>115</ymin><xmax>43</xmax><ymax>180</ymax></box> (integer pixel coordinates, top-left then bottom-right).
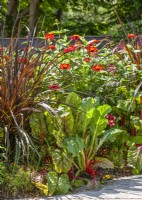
<box><xmin>1</xmin><ymin>0</ymin><xmax>142</xmax><ymax>38</ymax></box>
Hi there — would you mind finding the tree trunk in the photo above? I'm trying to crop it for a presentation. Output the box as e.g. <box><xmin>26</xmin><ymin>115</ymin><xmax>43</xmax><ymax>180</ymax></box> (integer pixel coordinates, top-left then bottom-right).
<box><xmin>5</xmin><ymin>0</ymin><xmax>19</xmax><ymax>37</ymax></box>
<box><xmin>29</xmin><ymin>0</ymin><xmax>41</xmax><ymax>36</ymax></box>
<box><xmin>7</xmin><ymin>0</ymin><xmax>19</xmax><ymax>16</ymax></box>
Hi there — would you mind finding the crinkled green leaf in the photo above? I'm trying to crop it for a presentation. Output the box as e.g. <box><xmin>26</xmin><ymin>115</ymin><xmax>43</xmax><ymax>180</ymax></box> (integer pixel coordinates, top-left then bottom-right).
<box><xmin>78</xmin><ymin>97</ymin><xmax>95</xmax><ymax>133</ymax></box>
<box><xmin>30</xmin><ymin>113</ymin><xmax>46</xmax><ymax>135</ymax></box>
<box><xmin>116</xmin><ymin>99</ymin><xmax>136</xmax><ymax>114</ymax></box>
<box><xmin>65</xmin><ymin>92</ymin><xmax>82</xmax><ymax>115</ymax></box>
<box><xmin>130</xmin><ymin>116</ymin><xmax>142</xmax><ymax>130</ymax></box>
<box><xmin>97</xmin><ymin>104</ymin><xmax>111</xmax><ymax>117</ymax></box>
<box><xmin>97</xmin><ymin>128</ymin><xmax>124</xmax><ymax>151</ymax></box>
<box><xmin>52</xmin><ymin>130</ymin><xmax>65</xmax><ymax>147</ymax></box>
<box><xmin>47</xmin><ymin>172</ymin><xmax>70</xmax><ymax>195</ymax></box>
<box><xmin>59</xmin><ymin>106</ymin><xmax>74</xmax><ymax>136</ymax></box>
<box><xmin>94</xmin><ymin>157</ymin><xmax>114</xmax><ymax>169</ymax></box>
<box><xmin>62</xmin><ymin>137</ymin><xmax>84</xmax><ymax>157</ymax></box>
<box><xmin>47</xmin><ymin>172</ymin><xmax>58</xmax><ymax>195</ymax></box>
<box><xmin>58</xmin><ymin>174</ymin><xmax>70</xmax><ymax>194</ymax></box>
<box><xmin>52</xmin><ymin>149</ymin><xmax>72</xmax><ymax>173</ymax></box>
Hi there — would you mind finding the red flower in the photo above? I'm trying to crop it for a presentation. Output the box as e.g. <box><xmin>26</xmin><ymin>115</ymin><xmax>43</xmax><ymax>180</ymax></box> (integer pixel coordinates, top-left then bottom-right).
<box><xmin>64</xmin><ymin>45</ymin><xmax>76</xmax><ymax>53</ymax></box>
<box><xmin>18</xmin><ymin>57</ymin><xmax>29</xmax><ymax>64</ymax></box>
<box><xmin>0</xmin><ymin>47</ymin><xmax>2</xmax><ymax>51</ymax></box>
<box><xmin>60</xmin><ymin>63</ymin><xmax>71</xmax><ymax>70</ymax></box>
<box><xmin>92</xmin><ymin>64</ymin><xmax>103</xmax><ymax>71</ymax></box>
<box><xmin>49</xmin><ymin>84</ymin><xmax>60</xmax><ymax>90</ymax></box>
<box><xmin>47</xmin><ymin>45</ymin><xmax>56</xmax><ymax>50</ymax></box>
<box><xmin>106</xmin><ymin>114</ymin><xmax>116</xmax><ymax>121</ymax></box>
<box><xmin>106</xmin><ymin>114</ymin><xmax>116</xmax><ymax>127</ymax></box>
<box><xmin>45</xmin><ymin>33</ymin><xmax>54</xmax><ymax>40</ymax></box>
<box><xmin>128</xmin><ymin>33</ymin><xmax>136</xmax><ymax>39</ymax></box>
<box><xmin>4</xmin><ymin>55</ymin><xmax>10</xmax><ymax>60</ymax></box>
<box><xmin>108</xmin><ymin>120</ymin><xmax>115</xmax><ymax>127</ymax></box>
<box><xmin>84</xmin><ymin>57</ymin><xmax>90</xmax><ymax>62</ymax></box>
<box><xmin>87</xmin><ymin>45</ymin><xmax>98</xmax><ymax>53</ymax></box>
<box><xmin>70</xmin><ymin>35</ymin><xmax>80</xmax><ymax>41</ymax></box>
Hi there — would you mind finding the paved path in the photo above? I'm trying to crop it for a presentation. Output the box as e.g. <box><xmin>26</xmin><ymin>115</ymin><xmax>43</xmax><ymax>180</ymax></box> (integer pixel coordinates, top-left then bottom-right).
<box><xmin>18</xmin><ymin>175</ymin><xmax>142</xmax><ymax>200</ymax></box>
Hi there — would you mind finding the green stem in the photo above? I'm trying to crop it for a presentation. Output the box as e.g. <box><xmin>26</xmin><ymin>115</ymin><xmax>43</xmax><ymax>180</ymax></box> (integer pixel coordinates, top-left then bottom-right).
<box><xmin>72</xmin><ymin>161</ymin><xmax>80</xmax><ymax>170</ymax></box>
<box><xmin>88</xmin><ymin>125</ymin><xmax>98</xmax><ymax>161</ymax></box>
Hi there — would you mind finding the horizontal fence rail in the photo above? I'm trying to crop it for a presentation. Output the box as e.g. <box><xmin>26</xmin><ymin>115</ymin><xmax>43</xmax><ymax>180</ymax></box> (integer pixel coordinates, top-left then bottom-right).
<box><xmin>0</xmin><ymin>36</ymin><xmax>112</xmax><ymax>49</ymax></box>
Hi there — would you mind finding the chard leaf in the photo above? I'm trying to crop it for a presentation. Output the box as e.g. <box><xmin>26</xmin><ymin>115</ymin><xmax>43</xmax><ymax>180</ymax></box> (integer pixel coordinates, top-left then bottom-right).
<box><xmin>47</xmin><ymin>172</ymin><xmax>58</xmax><ymax>195</ymax></box>
<box><xmin>52</xmin><ymin>149</ymin><xmax>72</xmax><ymax>173</ymax></box>
<box><xmin>62</xmin><ymin>137</ymin><xmax>84</xmax><ymax>157</ymax></box>
<box><xmin>58</xmin><ymin>174</ymin><xmax>70</xmax><ymax>194</ymax></box>
<box><xmin>94</xmin><ymin>157</ymin><xmax>114</xmax><ymax>169</ymax></box>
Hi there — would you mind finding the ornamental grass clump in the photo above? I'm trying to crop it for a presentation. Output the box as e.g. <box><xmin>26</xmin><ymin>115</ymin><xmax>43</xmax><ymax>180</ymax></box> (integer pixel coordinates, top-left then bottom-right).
<box><xmin>0</xmin><ymin>30</ymin><xmax>73</xmax><ymax>163</ymax></box>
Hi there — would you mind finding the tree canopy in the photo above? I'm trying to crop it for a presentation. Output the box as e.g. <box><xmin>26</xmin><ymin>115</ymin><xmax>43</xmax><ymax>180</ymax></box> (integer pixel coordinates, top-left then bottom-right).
<box><xmin>0</xmin><ymin>0</ymin><xmax>142</xmax><ymax>37</ymax></box>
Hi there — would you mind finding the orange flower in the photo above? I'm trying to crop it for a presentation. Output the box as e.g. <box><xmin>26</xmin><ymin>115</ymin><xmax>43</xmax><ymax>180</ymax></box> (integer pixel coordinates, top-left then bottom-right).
<box><xmin>70</xmin><ymin>35</ymin><xmax>80</xmax><ymax>41</ymax></box>
<box><xmin>47</xmin><ymin>45</ymin><xmax>56</xmax><ymax>50</ymax></box>
<box><xmin>0</xmin><ymin>47</ymin><xmax>2</xmax><ymax>51</ymax></box>
<box><xmin>60</xmin><ymin>63</ymin><xmax>71</xmax><ymax>70</ymax></box>
<box><xmin>92</xmin><ymin>64</ymin><xmax>103</xmax><ymax>72</ymax></box>
<box><xmin>45</xmin><ymin>33</ymin><xmax>54</xmax><ymax>40</ymax></box>
<box><xmin>84</xmin><ymin>57</ymin><xmax>90</xmax><ymax>62</ymax></box>
<box><xmin>64</xmin><ymin>45</ymin><xmax>76</xmax><ymax>53</ymax></box>
<box><xmin>87</xmin><ymin>46</ymin><xmax>98</xmax><ymax>53</ymax></box>
<box><xmin>128</xmin><ymin>33</ymin><xmax>136</xmax><ymax>39</ymax></box>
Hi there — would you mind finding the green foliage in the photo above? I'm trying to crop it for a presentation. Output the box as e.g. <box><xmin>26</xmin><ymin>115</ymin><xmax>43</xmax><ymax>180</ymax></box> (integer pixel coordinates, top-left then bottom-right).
<box><xmin>4</xmin><ymin>167</ymin><xmax>33</xmax><ymax>197</ymax></box>
<box><xmin>128</xmin><ymin>146</ymin><xmax>142</xmax><ymax>175</ymax></box>
<box><xmin>62</xmin><ymin>137</ymin><xmax>84</xmax><ymax>157</ymax></box>
<box><xmin>94</xmin><ymin>157</ymin><xmax>114</xmax><ymax>169</ymax></box>
<box><xmin>0</xmin><ymin>162</ymin><xmax>6</xmax><ymax>185</ymax></box>
<box><xmin>52</xmin><ymin>149</ymin><xmax>72</xmax><ymax>173</ymax></box>
<box><xmin>47</xmin><ymin>172</ymin><xmax>70</xmax><ymax>195</ymax></box>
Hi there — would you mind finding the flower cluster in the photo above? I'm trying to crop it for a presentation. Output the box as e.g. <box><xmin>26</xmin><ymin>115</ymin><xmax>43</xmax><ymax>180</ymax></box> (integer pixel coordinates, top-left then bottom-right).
<box><xmin>86</xmin><ymin>45</ymin><xmax>98</xmax><ymax>53</ymax></box>
<box><xmin>64</xmin><ymin>45</ymin><xmax>76</xmax><ymax>54</ymax></box>
<box><xmin>70</xmin><ymin>35</ymin><xmax>81</xmax><ymax>41</ymax></box>
<box><xmin>92</xmin><ymin>64</ymin><xmax>103</xmax><ymax>72</ymax></box>
<box><xmin>45</xmin><ymin>33</ymin><xmax>54</xmax><ymax>40</ymax></box>
<box><xmin>60</xmin><ymin>63</ymin><xmax>71</xmax><ymax>70</ymax></box>
<box><xmin>106</xmin><ymin>114</ymin><xmax>116</xmax><ymax>127</ymax></box>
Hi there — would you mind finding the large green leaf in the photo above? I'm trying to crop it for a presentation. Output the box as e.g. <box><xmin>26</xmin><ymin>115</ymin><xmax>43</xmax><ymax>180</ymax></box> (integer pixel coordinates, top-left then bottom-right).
<box><xmin>116</xmin><ymin>99</ymin><xmax>136</xmax><ymax>114</ymax></box>
<box><xmin>52</xmin><ymin>149</ymin><xmax>72</xmax><ymax>173</ymax></box>
<box><xmin>130</xmin><ymin>116</ymin><xmax>142</xmax><ymax>130</ymax></box>
<box><xmin>89</xmin><ymin>110</ymin><xmax>108</xmax><ymax>136</ymax></box>
<box><xmin>89</xmin><ymin>104</ymin><xmax>111</xmax><ymax>135</ymax></box>
<box><xmin>59</xmin><ymin>107</ymin><xmax>74</xmax><ymax>136</ymax></box>
<box><xmin>62</xmin><ymin>137</ymin><xmax>84</xmax><ymax>157</ymax></box>
<box><xmin>47</xmin><ymin>172</ymin><xmax>70</xmax><ymax>195</ymax></box>
<box><xmin>58</xmin><ymin>174</ymin><xmax>70</xmax><ymax>194</ymax></box>
<box><xmin>97</xmin><ymin>104</ymin><xmax>112</xmax><ymax>117</ymax></box>
<box><xmin>130</xmin><ymin>136</ymin><xmax>142</xmax><ymax>144</ymax></box>
<box><xmin>78</xmin><ymin>97</ymin><xmax>95</xmax><ymax>133</ymax></box>
<box><xmin>52</xmin><ymin>130</ymin><xmax>65</xmax><ymax>147</ymax></box>
<box><xmin>47</xmin><ymin>172</ymin><xmax>58</xmax><ymax>195</ymax></box>
<box><xmin>97</xmin><ymin>128</ymin><xmax>124</xmax><ymax>152</ymax></box>
<box><xmin>94</xmin><ymin>157</ymin><xmax>114</xmax><ymax>169</ymax></box>
<box><xmin>30</xmin><ymin>113</ymin><xmax>46</xmax><ymax>136</ymax></box>
<box><xmin>65</xmin><ymin>92</ymin><xmax>82</xmax><ymax>115</ymax></box>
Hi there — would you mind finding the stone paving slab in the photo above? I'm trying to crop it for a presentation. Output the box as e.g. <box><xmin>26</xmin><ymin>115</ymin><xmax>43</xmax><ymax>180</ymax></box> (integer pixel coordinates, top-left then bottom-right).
<box><xmin>15</xmin><ymin>175</ymin><xmax>142</xmax><ymax>200</ymax></box>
